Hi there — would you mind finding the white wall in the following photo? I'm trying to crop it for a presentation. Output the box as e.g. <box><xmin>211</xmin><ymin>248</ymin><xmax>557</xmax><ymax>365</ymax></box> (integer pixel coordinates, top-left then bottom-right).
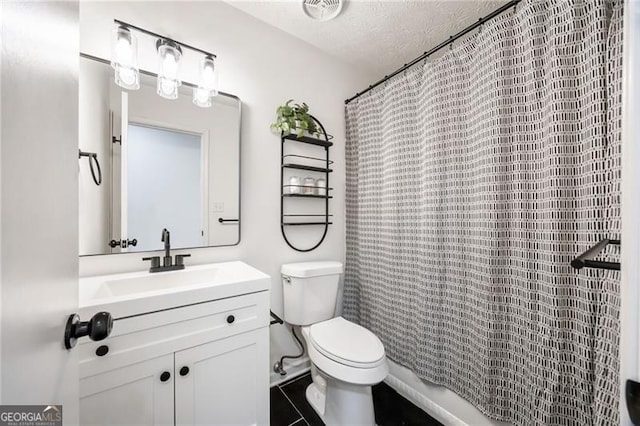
<box><xmin>0</xmin><ymin>0</ymin><xmax>3</xmax><ymax>403</ymax></box>
<box><xmin>620</xmin><ymin>0</ymin><xmax>640</xmax><ymax>424</ymax></box>
<box><xmin>79</xmin><ymin>59</ymin><xmax>112</xmax><ymax>255</ymax></box>
<box><xmin>78</xmin><ymin>1</ymin><xmax>370</xmax><ymax>378</ymax></box>
<box><xmin>1</xmin><ymin>2</ymin><xmax>79</xmax><ymax>422</ymax></box>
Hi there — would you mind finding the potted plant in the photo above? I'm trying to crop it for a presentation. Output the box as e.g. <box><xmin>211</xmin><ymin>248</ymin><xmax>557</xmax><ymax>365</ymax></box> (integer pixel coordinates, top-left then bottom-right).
<box><xmin>270</xmin><ymin>99</ymin><xmax>320</xmax><ymax>137</ymax></box>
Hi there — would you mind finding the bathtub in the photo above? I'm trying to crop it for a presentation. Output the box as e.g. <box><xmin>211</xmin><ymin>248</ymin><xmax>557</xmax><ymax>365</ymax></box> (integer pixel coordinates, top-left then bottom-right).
<box><xmin>385</xmin><ymin>359</ymin><xmax>512</xmax><ymax>426</ymax></box>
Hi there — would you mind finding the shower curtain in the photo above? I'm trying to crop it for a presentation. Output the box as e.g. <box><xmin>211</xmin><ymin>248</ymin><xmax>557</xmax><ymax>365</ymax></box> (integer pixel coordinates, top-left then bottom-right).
<box><xmin>343</xmin><ymin>1</ymin><xmax>623</xmax><ymax>425</ymax></box>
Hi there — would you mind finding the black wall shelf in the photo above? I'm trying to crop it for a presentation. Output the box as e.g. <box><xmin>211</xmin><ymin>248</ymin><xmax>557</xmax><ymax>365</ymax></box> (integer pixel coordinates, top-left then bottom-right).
<box><xmin>282</xmin><ymin>222</ymin><xmax>334</xmax><ymax>226</ymax></box>
<box><xmin>282</xmin><ymin>133</ymin><xmax>333</xmax><ymax>147</ymax></box>
<box><xmin>282</xmin><ymin>163</ymin><xmax>333</xmax><ymax>173</ymax></box>
<box><xmin>282</xmin><ymin>193</ymin><xmax>333</xmax><ymax>199</ymax></box>
<box><xmin>280</xmin><ymin>115</ymin><xmax>332</xmax><ymax>252</ymax></box>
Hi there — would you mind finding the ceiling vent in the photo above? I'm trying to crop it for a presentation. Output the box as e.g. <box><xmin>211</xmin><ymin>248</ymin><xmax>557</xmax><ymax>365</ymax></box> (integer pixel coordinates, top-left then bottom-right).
<box><xmin>302</xmin><ymin>0</ymin><xmax>344</xmax><ymax>21</ymax></box>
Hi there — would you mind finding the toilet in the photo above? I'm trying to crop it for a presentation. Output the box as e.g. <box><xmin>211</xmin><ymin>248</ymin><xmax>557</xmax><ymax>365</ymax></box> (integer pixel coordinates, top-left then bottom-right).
<box><xmin>281</xmin><ymin>261</ymin><xmax>388</xmax><ymax>426</ymax></box>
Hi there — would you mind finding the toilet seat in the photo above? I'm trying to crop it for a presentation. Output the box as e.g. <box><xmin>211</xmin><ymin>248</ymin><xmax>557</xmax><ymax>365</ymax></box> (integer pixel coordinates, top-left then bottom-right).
<box><xmin>303</xmin><ymin>317</ymin><xmax>389</xmax><ymax>385</ymax></box>
<box><xmin>309</xmin><ymin>317</ymin><xmax>386</xmax><ymax>368</ymax></box>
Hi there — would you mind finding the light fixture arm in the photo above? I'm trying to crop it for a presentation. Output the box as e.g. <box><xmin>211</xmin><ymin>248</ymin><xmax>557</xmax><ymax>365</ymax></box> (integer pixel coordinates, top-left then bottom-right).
<box><xmin>114</xmin><ymin>19</ymin><xmax>217</xmax><ymax>59</ymax></box>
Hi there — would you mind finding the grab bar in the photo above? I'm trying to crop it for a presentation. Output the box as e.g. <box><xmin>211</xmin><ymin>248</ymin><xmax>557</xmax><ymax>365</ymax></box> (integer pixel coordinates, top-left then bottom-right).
<box><xmin>79</xmin><ymin>150</ymin><xmax>102</xmax><ymax>186</ymax></box>
<box><xmin>571</xmin><ymin>238</ymin><xmax>620</xmax><ymax>271</ymax></box>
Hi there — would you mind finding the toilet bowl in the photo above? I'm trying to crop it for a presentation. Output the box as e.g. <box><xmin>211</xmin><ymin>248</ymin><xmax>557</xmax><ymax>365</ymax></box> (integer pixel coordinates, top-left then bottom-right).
<box><xmin>301</xmin><ymin>317</ymin><xmax>388</xmax><ymax>425</ymax></box>
<box><xmin>281</xmin><ymin>262</ymin><xmax>388</xmax><ymax>425</ymax></box>
<box><xmin>304</xmin><ymin>317</ymin><xmax>387</xmax><ymax>385</ymax></box>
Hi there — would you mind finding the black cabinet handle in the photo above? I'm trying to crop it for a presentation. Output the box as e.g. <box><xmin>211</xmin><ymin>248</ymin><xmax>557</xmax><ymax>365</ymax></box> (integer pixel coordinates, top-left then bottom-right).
<box><xmin>160</xmin><ymin>371</ymin><xmax>171</xmax><ymax>382</ymax></box>
<box><xmin>95</xmin><ymin>345</ymin><xmax>109</xmax><ymax>357</ymax></box>
<box><xmin>180</xmin><ymin>366</ymin><xmax>190</xmax><ymax>377</ymax></box>
<box><xmin>64</xmin><ymin>311</ymin><xmax>113</xmax><ymax>350</ymax></box>
<box><xmin>226</xmin><ymin>315</ymin><xmax>235</xmax><ymax>324</ymax></box>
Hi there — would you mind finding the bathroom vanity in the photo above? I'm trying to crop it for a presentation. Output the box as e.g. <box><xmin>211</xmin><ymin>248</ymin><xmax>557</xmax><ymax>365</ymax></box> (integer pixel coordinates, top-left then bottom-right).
<box><xmin>77</xmin><ymin>262</ymin><xmax>270</xmax><ymax>425</ymax></box>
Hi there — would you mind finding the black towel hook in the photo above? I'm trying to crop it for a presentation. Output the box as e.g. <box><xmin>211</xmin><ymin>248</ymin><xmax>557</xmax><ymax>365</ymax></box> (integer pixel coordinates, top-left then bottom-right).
<box><xmin>79</xmin><ymin>149</ymin><xmax>102</xmax><ymax>186</ymax></box>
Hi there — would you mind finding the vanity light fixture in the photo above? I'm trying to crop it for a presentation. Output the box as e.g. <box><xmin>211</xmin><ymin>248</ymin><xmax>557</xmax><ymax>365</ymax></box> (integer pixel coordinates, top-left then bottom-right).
<box><xmin>156</xmin><ymin>39</ymin><xmax>182</xmax><ymax>100</ymax></box>
<box><xmin>112</xmin><ymin>20</ymin><xmax>218</xmax><ymax>106</ymax></box>
<box><xmin>110</xmin><ymin>25</ymin><xmax>140</xmax><ymax>90</ymax></box>
<box><xmin>193</xmin><ymin>55</ymin><xmax>219</xmax><ymax>108</ymax></box>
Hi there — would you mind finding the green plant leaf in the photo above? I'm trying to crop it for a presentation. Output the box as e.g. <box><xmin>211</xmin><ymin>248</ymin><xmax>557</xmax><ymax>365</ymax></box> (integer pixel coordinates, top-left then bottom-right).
<box><xmin>270</xmin><ymin>99</ymin><xmax>321</xmax><ymax>138</ymax></box>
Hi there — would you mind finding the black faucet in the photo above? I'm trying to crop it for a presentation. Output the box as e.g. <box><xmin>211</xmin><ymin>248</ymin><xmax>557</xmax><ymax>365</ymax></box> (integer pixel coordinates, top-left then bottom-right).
<box><xmin>142</xmin><ymin>228</ymin><xmax>191</xmax><ymax>273</ymax></box>
<box><xmin>162</xmin><ymin>228</ymin><xmax>171</xmax><ymax>267</ymax></box>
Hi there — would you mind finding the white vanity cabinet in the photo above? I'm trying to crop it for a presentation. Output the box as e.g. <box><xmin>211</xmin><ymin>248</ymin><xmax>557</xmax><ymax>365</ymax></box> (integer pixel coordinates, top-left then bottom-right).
<box><xmin>175</xmin><ymin>329</ymin><xmax>268</xmax><ymax>425</ymax></box>
<box><xmin>80</xmin><ymin>353</ymin><xmax>175</xmax><ymax>425</ymax></box>
<box><xmin>78</xmin><ymin>289</ymin><xmax>270</xmax><ymax>426</ymax></box>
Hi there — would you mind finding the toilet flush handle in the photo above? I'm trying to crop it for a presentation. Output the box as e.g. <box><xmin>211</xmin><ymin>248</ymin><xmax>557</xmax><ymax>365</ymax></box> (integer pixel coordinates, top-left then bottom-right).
<box><xmin>283</xmin><ymin>275</ymin><xmax>292</xmax><ymax>284</ymax></box>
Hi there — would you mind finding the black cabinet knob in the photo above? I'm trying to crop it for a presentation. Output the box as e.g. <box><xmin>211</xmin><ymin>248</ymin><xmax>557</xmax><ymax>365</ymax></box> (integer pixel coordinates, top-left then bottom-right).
<box><xmin>180</xmin><ymin>366</ymin><xmax>190</xmax><ymax>376</ymax></box>
<box><xmin>160</xmin><ymin>371</ymin><xmax>171</xmax><ymax>382</ymax></box>
<box><xmin>95</xmin><ymin>345</ymin><xmax>109</xmax><ymax>357</ymax></box>
<box><xmin>226</xmin><ymin>315</ymin><xmax>235</xmax><ymax>324</ymax></box>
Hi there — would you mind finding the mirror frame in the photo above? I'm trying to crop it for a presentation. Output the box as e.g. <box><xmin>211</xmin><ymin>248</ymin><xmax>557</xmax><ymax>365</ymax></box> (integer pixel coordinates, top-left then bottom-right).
<box><xmin>79</xmin><ymin>53</ymin><xmax>242</xmax><ymax>256</ymax></box>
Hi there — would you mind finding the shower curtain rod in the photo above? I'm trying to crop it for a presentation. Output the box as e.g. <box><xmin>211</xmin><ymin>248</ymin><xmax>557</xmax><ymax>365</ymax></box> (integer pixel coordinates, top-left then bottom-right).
<box><xmin>344</xmin><ymin>0</ymin><xmax>521</xmax><ymax>105</ymax></box>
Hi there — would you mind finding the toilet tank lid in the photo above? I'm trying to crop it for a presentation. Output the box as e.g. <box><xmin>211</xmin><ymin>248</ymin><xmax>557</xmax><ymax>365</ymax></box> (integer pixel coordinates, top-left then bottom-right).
<box><xmin>281</xmin><ymin>261</ymin><xmax>343</xmax><ymax>278</ymax></box>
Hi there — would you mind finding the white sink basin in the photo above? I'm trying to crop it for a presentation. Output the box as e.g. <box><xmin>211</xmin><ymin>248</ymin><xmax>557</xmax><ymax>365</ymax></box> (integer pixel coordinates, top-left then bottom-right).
<box><xmin>95</xmin><ymin>268</ymin><xmax>221</xmax><ymax>298</ymax></box>
<box><xmin>80</xmin><ymin>261</ymin><xmax>270</xmax><ymax>319</ymax></box>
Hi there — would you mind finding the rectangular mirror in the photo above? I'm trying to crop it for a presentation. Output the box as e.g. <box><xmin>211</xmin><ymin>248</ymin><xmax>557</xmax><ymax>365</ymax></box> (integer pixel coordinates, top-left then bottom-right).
<box><xmin>79</xmin><ymin>54</ymin><xmax>241</xmax><ymax>256</ymax></box>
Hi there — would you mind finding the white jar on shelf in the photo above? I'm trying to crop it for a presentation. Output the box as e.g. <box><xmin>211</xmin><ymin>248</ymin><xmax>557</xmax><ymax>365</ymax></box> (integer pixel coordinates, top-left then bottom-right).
<box><xmin>303</xmin><ymin>177</ymin><xmax>316</xmax><ymax>194</ymax></box>
<box><xmin>288</xmin><ymin>176</ymin><xmax>301</xmax><ymax>194</ymax></box>
<box><xmin>316</xmin><ymin>178</ymin><xmax>327</xmax><ymax>196</ymax></box>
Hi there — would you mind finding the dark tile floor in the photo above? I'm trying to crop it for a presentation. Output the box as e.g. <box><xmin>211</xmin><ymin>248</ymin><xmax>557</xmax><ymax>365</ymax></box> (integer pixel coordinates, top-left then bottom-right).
<box><xmin>271</xmin><ymin>372</ymin><xmax>443</xmax><ymax>426</ymax></box>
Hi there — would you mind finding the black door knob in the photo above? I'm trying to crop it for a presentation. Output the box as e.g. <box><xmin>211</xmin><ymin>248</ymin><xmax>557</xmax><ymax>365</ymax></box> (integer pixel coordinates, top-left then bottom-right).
<box><xmin>160</xmin><ymin>371</ymin><xmax>171</xmax><ymax>382</ymax></box>
<box><xmin>95</xmin><ymin>345</ymin><xmax>109</xmax><ymax>357</ymax></box>
<box><xmin>226</xmin><ymin>315</ymin><xmax>235</xmax><ymax>324</ymax></box>
<box><xmin>64</xmin><ymin>311</ymin><xmax>113</xmax><ymax>350</ymax></box>
<box><xmin>180</xmin><ymin>366</ymin><xmax>190</xmax><ymax>376</ymax></box>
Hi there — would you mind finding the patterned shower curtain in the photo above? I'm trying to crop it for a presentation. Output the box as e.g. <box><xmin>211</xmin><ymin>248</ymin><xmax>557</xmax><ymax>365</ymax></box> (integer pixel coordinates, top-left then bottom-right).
<box><xmin>343</xmin><ymin>1</ymin><xmax>623</xmax><ymax>425</ymax></box>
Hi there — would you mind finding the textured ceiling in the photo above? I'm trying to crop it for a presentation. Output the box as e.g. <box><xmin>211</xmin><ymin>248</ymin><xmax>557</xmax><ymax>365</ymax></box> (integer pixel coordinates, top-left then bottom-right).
<box><xmin>224</xmin><ymin>0</ymin><xmax>509</xmax><ymax>80</ymax></box>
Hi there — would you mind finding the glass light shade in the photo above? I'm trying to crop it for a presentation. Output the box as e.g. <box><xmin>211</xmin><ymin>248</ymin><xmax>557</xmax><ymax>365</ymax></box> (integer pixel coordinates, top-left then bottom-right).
<box><xmin>200</xmin><ymin>56</ymin><xmax>219</xmax><ymax>96</ymax></box>
<box><xmin>192</xmin><ymin>56</ymin><xmax>219</xmax><ymax>107</ymax></box>
<box><xmin>115</xmin><ymin>65</ymin><xmax>140</xmax><ymax>90</ymax></box>
<box><xmin>110</xmin><ymin>26</ymin><xmax>139</xmax><ymax>90</ymax></box>
<box><xmin>156</xmin><ymin>40</ymin><xmax>182</xmax><ymax>100</ymax></box>
<box><xmin>193</xmin><ymin>87</ymin><xmax>212</xmax><ymax>108</ymax></box>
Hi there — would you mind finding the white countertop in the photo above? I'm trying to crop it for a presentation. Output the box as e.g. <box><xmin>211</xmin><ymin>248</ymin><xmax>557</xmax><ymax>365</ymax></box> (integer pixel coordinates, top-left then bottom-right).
<box><xmin>79</xmin><ymin>261</ymin><xmax>270</xmax><ymax>319</ymax></box>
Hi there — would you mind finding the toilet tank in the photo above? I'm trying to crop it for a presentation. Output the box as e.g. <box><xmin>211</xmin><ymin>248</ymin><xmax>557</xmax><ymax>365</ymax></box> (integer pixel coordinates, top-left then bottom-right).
<box><xmin>281</xmin><ymin>261</ymin><xmax>343</xmax><ymax>326</ymax></box>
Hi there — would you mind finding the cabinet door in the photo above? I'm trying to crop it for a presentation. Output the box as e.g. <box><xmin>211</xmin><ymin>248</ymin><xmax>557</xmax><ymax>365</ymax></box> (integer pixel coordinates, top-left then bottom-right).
<box><xmin>175</xmin><ymin>328</ymin><xmax>269</xmax><ymax>426</ymax></box>
<box><xmin>80</xmin><ymin>353</ymin><xmax>174</xmax><ymax>426</ymax></box>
